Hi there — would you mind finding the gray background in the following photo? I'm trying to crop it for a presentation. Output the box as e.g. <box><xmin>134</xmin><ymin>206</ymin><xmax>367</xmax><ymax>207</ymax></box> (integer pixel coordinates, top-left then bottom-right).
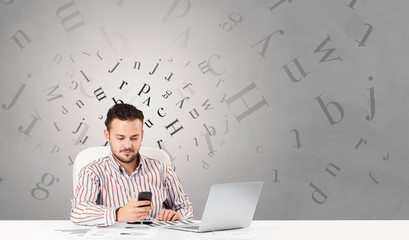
<box><xmin>1</xmin><ymin>0</ymin><xmax>409</xmax><ymax>220</ymax></box>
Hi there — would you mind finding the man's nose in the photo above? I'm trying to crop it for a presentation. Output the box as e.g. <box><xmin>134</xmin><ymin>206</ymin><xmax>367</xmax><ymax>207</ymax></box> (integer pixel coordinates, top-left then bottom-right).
<box><xmin>124</xmin><ymin>139</ymin><xmax>132</xmax><ymax>148</ymax></box>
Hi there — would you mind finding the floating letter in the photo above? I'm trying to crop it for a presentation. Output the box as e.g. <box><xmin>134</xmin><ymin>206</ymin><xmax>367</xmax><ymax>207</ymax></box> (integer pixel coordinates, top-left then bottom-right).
<box><xmin>175</xmin><ymin>28</ymin><xmax>191</xmax><ymax>49</ymax></box>
<box><xmin>108</xmin><ymin>59</ymin><xmax>122</xmax><ymax>73</ymax></box>
<box><xmin>366</xmin><ymin>77</ymin><xmax>375</xmax><ymax>121</ymax></box>
<box><xmin>290</xmin><ymin>129</ymin><xmax>302</xmax><ymax>149</ymax></box>
<box><xmin>310</xmin><ymin>183</ymin><xmax>328</xmax><ymax>204</ymax></box>
<box><xmin>138</xmin><ymin>83</ymin><xmax>151</xmax><ymax>96</ymax></box>
<box><xmin>165</xmin><ymin>119</ymin><xmax>184</xmax><ymax>136</ymax></box>
<box><xmin>313</xmin><ymin>34</ymin><xmax>342</xmax><ymax>63</ymax></box>
<box><xmin>282</xmin><ymin>57</ymin><xmax>309</xmax><ymax>83</ymax></box>
<box><xmin>56</xmin><ymin>0</ymin><xmax>85</xmax><ymax>33</ymax></box>
<box><xmin>225</xmin><ymin>81</ymin><xmax>268</xmax><ymax>124</ymax></box>
<box><xmin>250</xmin><ymin>30</ymin><xmax>284</xmax><ymax>58</ymax></box>
<box><xmin>354</xmin><ymin>137</ymin><xmax>367</xmax><ymax>150</ymax></box>
<box><xmin>149</xmin><ymin>59</ymin><xmax>161</xmax><ymax>75</ymax></box>
<box><xmin>347</xmin><ymin>0</ymin><xmax>358</xmax><ymax>10</ymax></box>
<box><xmin>325</xmin><ymin>163</ymin><xmax>341</xmax><ymax>178</ymax></box>
<box><xmin>355</xmin><ymin>23</ymin><xmax>373</xmax><ymax>47</ymax></box>
<box><xmin>19</xmin><ymin>110</ymin><xmax>42</xmax><ymax>137</ymax></box>
<box><xmin>269</xmin><ymin>0</ymin><xmax>292</xmax><ymax>12</ymax></box>
<box><xmin>44</xmin><ymin>85</ymin><xmax>63</xmax><ymax>102</ymax></box>
<box><xmin>2</xmin><ymin>82</ymin><xmax>26</xmax><ymax>110</ymax></box>
<box><xmin>315</xmin><ymin>95</ymin><xmax>344</xmax><ymax>126</ymax></box>
<box><xmin>162</xmin><ymin>0</ymin><xmax>191</xmax><ymax>23</ymax></box>
<box><xmin>198</xmin><ymin>54</ymin><xmax>226</xmax><ymax>76</ymax></box>
<box><xmin>94</xmin><ymin>87</ymin><xmax>107</xmax><ymax>101</ymax></box>
<box><xmin>11</xmin><ymin>30</ymin><xmax>31</xmax><ymax>50</ymax></box>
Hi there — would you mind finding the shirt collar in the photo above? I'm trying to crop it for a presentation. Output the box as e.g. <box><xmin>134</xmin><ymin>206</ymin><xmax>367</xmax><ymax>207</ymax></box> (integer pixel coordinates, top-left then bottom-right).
<box><xmin>108</xmin><ymin>151</ymin><xmax>144</xmax><ymax>175</ymax></box>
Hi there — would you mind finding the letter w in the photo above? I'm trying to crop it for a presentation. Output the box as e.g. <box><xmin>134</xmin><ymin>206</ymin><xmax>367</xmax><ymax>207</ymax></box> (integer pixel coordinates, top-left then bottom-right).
<box><xmin>202</xmin><ymin>99</ymin><xmax>213</xmax><ymax>110</ymax></box>
<box><xmin>313</xmin><ymin>34</ymin><xmax>342</xmax><ymax>63</ymax></box>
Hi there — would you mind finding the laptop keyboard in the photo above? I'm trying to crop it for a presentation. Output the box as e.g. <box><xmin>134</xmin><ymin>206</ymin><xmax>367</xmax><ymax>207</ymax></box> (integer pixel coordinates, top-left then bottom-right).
<box><xmin>147</xmin><ymin>220</ymin><xmax>195</xmax><ymax>228</ymax></box>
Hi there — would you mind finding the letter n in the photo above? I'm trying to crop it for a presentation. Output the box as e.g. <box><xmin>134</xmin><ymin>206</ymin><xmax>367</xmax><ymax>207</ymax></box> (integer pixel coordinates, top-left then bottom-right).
<box><xmin>56</xmin><ymin>0</ymin><xmax>85</xmax><ymax>33</ymax></box>
<box><xmin>325</xmin><ymin>163</ymin><xmax>341</xmax><ymax>178</ymax></box>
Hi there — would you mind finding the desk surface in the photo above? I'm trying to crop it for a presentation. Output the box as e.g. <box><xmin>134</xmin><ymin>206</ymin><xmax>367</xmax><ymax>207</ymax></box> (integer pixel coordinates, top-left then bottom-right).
<box><xmin>0</xmin><ymin>220</ymin><xmax>407</xmax><ymax>240</ymax></box>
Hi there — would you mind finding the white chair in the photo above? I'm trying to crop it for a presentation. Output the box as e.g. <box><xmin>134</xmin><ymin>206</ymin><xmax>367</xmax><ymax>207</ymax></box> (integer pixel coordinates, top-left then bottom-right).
<box><xmin>73</xmin><ymin>146</ymin><xmax>171</xmax><ymax>194</ymax></box>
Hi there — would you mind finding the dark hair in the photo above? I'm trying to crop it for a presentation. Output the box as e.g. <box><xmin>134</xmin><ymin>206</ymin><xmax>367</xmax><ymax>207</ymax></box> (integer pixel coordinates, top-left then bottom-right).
<box><xmin>105</xmin><ymin>103</ymin><xmax>144</xmax><ymax>130</ymax></box>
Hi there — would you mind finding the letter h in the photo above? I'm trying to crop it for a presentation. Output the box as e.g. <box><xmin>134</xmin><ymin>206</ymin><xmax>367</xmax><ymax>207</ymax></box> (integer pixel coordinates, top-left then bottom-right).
<box><xmin>225</xmin><ymin>80</ymin><xmax>268</xmax><ymax>124</ymax></box>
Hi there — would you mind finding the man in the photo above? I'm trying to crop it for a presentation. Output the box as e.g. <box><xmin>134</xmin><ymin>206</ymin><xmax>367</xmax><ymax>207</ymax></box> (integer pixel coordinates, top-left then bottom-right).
<box><xmin>70</xmin><ymin>103</ymin><xmax>193</xmax><ymax>226</ymax></box>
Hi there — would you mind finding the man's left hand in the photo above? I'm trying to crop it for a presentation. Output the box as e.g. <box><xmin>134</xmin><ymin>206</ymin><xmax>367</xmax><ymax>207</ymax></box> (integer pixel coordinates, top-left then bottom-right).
<box><xmin>156</xmin><ymin>209</ymin><xmax>182</xmax><ymax>221</ymax></box>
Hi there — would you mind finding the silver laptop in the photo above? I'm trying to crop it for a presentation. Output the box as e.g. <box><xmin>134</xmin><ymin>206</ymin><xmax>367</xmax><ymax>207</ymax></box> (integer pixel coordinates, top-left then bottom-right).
<box><xmin>168</xmin><ymin>181</ymin><xmax>263</xmax><ymax>233</ymax></box>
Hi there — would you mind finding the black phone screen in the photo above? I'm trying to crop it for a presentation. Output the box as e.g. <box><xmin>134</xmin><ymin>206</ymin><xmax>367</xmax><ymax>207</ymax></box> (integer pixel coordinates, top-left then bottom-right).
<box><xmin>137</xmin><ymin>191</ymin><xmax>152</xmax><ymax>207</ymax></box>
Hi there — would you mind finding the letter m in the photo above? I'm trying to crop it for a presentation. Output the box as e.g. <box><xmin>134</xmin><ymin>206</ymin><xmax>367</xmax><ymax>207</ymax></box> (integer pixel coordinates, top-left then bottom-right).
<box><xmin>44</xmin><ymin>85</ymin><xmax>63</xmax><ymax>102</ymax></box>
<box><xmin>56</xmin><ymin>0</ymin><xmax>85</xmax><ymax>33</ymax></box>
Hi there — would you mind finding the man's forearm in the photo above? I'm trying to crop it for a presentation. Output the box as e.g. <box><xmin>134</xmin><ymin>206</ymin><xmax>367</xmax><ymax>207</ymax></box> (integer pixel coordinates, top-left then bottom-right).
<box><xmin>70</xmin><ymin>203</ymin><xmax>118</xmax><ymax>226</ymax></box>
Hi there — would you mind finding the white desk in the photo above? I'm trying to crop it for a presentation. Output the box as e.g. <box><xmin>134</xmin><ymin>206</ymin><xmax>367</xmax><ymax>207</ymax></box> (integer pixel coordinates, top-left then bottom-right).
<box><xmin>0</xmin><ymin>220</ymin><xmax>406</xmax><ymax>240</ymax></box>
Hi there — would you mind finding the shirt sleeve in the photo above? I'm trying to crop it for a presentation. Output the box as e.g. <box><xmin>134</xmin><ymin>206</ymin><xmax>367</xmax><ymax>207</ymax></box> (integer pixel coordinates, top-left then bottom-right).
<box><xmin>164</xmin><ymin>166</ymin><xmax>194</xmax><ymax>220</ymax></box>
<box><xmin>70</xmin><ymin>167</ymin><xmax>118</xmax><ymax>226</ymax></box>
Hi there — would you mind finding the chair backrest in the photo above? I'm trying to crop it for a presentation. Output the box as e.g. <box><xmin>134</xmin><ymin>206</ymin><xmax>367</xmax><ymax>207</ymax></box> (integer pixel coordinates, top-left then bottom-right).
<box><xmin>72</xmin><ymin>146</ymin><xmax>171</xmax><ymax>194</ymax></box>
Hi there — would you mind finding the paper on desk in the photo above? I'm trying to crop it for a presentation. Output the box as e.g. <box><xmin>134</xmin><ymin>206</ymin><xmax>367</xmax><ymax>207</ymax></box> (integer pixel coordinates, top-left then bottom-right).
<box><xmin>56</xmin><ymin>223</ymin><xmax>157</xmax><ymax>239</ymax></box>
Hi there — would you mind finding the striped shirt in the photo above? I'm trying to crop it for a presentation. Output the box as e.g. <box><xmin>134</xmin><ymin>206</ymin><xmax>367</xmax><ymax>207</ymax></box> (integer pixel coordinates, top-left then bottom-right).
<box><xmin>70</xmin><ymin>152</ymin><xmax>194</xmax><ymax>226</ymax></box>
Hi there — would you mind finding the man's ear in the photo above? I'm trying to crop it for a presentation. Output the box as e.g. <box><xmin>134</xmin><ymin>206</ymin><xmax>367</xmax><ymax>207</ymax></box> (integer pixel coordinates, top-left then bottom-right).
<box><xmin>104</xmin><ymin>129</ymin><xmax>110</xmax><ymax>142</ymax></box>
<box><xmin>141</xmin><ymin>129</ymin><xmax>144</xmax><ymax>141</ymax></box>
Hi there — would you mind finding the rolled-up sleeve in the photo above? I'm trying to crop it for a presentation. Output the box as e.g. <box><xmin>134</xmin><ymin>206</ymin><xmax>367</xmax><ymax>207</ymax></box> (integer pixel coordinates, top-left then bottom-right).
<box><xmin>70</xmin><ymin>168</ymin><xmax>118</xmax><ymax>226</ymax></box>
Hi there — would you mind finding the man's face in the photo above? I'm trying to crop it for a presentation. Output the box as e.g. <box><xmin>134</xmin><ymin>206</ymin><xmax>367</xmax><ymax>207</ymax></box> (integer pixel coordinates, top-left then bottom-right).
<box><xmin>104</xmin><ymin>118</ymin><xmax>144</xmax><ymax>164</ymax></box>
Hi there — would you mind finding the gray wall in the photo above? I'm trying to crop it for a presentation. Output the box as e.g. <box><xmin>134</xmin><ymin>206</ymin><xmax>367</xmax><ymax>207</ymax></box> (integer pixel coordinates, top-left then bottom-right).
<box><xmin>1</xmin><ymin>0</ymin><xmax>409</xmax><ymax>220</ymax></box>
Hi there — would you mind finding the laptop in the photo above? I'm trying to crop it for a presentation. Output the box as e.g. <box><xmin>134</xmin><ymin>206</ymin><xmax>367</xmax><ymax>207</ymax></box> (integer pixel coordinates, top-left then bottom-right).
<box><xmin>168</xmin><ymin>181</ymin><xmax>263</xmax><ymax>233</ymax></box>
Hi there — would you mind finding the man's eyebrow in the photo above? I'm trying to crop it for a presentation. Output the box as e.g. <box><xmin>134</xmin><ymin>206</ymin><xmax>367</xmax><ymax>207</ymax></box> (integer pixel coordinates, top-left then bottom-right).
<box><xmin>114</xmin><ymin>134</ymin><xmax>140</xmax><ymax>137</ymax></box>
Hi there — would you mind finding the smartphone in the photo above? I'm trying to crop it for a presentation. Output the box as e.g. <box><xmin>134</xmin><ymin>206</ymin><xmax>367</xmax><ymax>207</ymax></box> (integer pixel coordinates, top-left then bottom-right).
<box><xmin>137</xmin><ymin>191</ymin><xmax>152</xmax><ymax>207</ymax></box>
<box><xmin>127</xmin><ymin>191</ymin><xmax>153</xmax><ymax>224</ymax></box>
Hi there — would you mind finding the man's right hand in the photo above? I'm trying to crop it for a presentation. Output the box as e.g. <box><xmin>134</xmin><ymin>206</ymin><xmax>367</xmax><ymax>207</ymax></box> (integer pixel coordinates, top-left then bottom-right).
<box><xmin>116</xmin><ymin>198</ymin><xmax>153</xmax><ymax>222</ymax></box>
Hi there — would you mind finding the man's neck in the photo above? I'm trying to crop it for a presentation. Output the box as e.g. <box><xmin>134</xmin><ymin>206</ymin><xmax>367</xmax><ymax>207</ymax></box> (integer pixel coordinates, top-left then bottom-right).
<box><xmin>113</xmin><ymin>153</ymin><xmax>140</xmax><ymax>174</ymax></box>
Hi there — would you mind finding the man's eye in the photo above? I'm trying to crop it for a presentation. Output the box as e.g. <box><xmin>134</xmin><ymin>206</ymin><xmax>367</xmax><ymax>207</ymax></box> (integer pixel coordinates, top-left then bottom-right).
<box><xmin>117</xmin><ymin>138</ymin><xmax>124</xmax><ymax>140</ymax></box>
<box><xmin>131</xmin><ymin>138</ymin><xmax>138</xmax><ymax>141</ymax></box>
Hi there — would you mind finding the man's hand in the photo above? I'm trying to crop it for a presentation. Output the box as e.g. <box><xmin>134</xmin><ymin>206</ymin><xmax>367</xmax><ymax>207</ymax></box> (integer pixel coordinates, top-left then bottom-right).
<box><xmin>156</xmin><ymin>209</ymin><xmax>182</xmax><ymax>221</ymax></box>
<box><xmin>116</xmin><ymin>198</ymin><xmax>153</xmax><ymax>222</ymax></box>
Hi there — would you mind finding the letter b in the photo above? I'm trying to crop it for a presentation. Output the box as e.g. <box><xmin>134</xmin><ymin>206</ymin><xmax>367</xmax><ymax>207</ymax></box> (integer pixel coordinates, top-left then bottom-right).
<box><xmin>315</xmin><ymin>95</ymin><xmax>344</xmax><ymax>126</ymax></box>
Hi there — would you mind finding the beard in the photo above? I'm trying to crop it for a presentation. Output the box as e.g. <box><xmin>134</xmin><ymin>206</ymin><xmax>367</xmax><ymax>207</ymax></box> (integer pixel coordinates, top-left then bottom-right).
<box><xmin>113</xmin><ymin>149</ymin><xmax>138</xmax><ymax>164</ymax></box>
